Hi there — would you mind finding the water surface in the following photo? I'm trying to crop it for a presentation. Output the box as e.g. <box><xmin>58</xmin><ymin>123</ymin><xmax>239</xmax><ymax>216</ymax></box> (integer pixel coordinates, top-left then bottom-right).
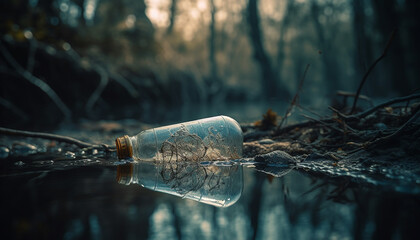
<box><xmin>1</xmin><ymin>147</ymin><xmax>418</xmax><ymax>240</ymax></box>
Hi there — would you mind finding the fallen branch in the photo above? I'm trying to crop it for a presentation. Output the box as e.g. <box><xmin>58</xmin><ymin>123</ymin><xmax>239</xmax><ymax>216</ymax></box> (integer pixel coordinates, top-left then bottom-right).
<box><xmin>301</xmin><ymin>114</ymin><xmax>345</xmax><ymax>133</ymax></box>
<box><xmin>336</xmin><ymin>90</ymin><xmax>374</xmax><ymax>107</ymax></box>
<box><xmin>0</xmin><ymin>127</ymin><xmax>114</xmax><ymax>151</ymax></box>
<box><xmin>331</xmin><ymin>93</ymin><xmax>420</xmax><ymax>120</ymax></box>
<box><xmin>366</xmin><ymin>106</ymin><xmax>420</xmax><ymax>148</ymax></box>
<box><xmin>350</xmin><ymin>29</ymin><xmax>397</xmax><ymax>114</ymax></box>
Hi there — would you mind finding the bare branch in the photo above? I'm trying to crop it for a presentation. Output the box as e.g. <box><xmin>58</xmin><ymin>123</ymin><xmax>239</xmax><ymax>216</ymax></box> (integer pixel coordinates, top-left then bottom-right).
<box><xmin>277</xmin><ymin>64</ymin><xmax>310</xmax><ymax>130</ymax></box>
<box><xmin>350</xmin><ymin>29</ymin><xmax>397</xmax><ymax>114</ymax></box>
<box><xmin>366</xmin><ymin>107</ymin><xmax>420</xmax><ymax>148</ymax></box>
<box><xmin>0</xmin><ymin>41</ymin><xmax>72</xmax><ymax>119</ymax></box>
<box><xmin>334</xmin><ymin>93</ymin><xmax>420</xmax><ymax>120</ymax></box>
<box><xmin>336</xmin><ymin>90</ymin><xmax>374</xmax><ymax>107</ymax></box>
<box><xmin>301</xmin><ymin>114</ymin><xmax>345</xmax><ymax>133</ymax></box>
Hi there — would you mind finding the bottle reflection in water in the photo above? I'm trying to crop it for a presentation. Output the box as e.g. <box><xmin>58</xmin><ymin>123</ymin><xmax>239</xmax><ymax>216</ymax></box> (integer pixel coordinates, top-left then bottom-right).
<box><xmin>115</xmin><ymin>116</ymin><xmax>243</xmax><ymax>162</ymax></box>
<box><xmin>117</xmin><ymin>161</ymin><xmax>243</xmax><ymax>207</ymax></box>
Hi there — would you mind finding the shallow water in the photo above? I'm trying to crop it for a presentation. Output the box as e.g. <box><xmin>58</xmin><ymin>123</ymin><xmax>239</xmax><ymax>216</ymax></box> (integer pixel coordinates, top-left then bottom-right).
<box><xmin>1</xmin><ymin>101</ymin><xmax>419</xmax><ymax>240</ymax></box>
<box><xmin>1</xmin><ymin>146</ymin><xmax>419</xmax><ymax>240</ymax></box>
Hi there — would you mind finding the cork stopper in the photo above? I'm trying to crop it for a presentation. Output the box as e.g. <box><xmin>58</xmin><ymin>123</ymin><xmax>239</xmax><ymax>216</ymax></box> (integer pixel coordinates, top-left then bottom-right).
<box><xmin>116</xmin><ymin>163</ymin><xmax>133</xmax><ymax>185</ymax></box>
<box><xmin>115</xmin><ymin>135</ymin><xmax>133</xmax><ymax>159</ymax></box>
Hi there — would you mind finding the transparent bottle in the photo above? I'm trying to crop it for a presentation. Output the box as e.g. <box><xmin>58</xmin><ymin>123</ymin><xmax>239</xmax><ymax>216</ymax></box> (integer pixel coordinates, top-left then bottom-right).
<box><xmin>115</xmin><ymin>116</ymin><xmax>243</xmax><ymax>162</ymax></box>
<box><xmin>117</xmin><ymin>161</ymin><xmax>243</xmax><ymax>207</ymax></box>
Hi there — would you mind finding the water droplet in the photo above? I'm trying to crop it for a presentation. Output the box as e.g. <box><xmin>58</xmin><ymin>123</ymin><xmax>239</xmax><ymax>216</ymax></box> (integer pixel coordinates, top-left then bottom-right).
<box><xmin>64</xmin><ymin>151</ymin><xmax>76</xmax><ymax>158</ymax></box>
<box><xmin>14</xmin><ymin>161</ymin><xmax>25</xmax><ymax>166</ymax></box>
<box><xmin>0</xmin><ymin>146</ymin><xmax>10</xmax><ymax>159</ymax></box>
<box><xmin>12</xmin><ymin>142</ymin><xmax>37</xmax><ymax>156</ymax></box>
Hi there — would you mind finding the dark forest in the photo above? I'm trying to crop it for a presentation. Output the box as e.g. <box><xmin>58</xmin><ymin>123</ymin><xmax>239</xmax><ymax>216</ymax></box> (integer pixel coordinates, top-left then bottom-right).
<box><xmin>1</xmin><ymin>1</ymin><xmax>420</xmax><ymax>239</ymax></box>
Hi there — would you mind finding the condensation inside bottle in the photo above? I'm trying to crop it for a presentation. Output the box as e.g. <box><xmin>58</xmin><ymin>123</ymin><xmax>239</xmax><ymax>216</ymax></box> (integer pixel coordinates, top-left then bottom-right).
<box><xmin>130</xmin><ymin>116</ymin><xmax>243</xmax><ymax>162</ymax></box>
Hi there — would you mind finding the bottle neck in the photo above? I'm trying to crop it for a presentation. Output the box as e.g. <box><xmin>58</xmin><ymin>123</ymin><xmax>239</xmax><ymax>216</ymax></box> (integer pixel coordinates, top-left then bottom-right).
<box><xmin>115</xmin><ymin>135</ymin><xmax>133</xmax><ymax>159</ymax></box>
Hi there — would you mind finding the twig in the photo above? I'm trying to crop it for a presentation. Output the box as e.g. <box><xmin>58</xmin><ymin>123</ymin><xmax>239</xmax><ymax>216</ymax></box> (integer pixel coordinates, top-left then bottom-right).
<box><xmin>336</xmin><ymin>91</ymin><xmax>374</xmax><ymax>107</ymax></box>
<box><xmin>298</xmin><ymin>104</ymin><xmax>357</xmax><ymax>134</ymax></box>
<box><xmin>366</xmin><ymin>106</ymin><xmax>420</xmax><ymax>148</ymax></box>
<box><xmin>350</xmin><ymin>29</ymin><xmax>397</xmax><ymax>114</ymax></box>
<box><xmin>0</xmin><ymin>41</ymin><xmax>72</xmax><ymax>119</ymax></box>
<box><xmin>404</xmin><ymin>88</ymin><xmax>420</xmax><ymax>112</ymax></box>
<box><xmin>334</xmin><ymin>117</ymin><xmax>359</xmax><ymax>134</ymax></box>
<box><xmin>297</xmin><ymin>104</ymin><xmax>326</xmax><ymax>119</ymax></box>
<box><xmin>329</xmin><ymin>106</ymin><xmax>349</xmax><ymax>119</ymax></box>
<box><xmin>332</xmin><ymin>93</ymin><xmax>420</xmax><ymax>120</ymax></box>
<box><xmin>0</xmin><ymin>127</ymin><xmax>115</xmax><ymax>151</ymax></box>
<box><xmin>277</xmin><ymin>64</ymin><xmax>310</xmax><ymax>129</ymax></box>
<box><xmin>273</xmin><ymin>120</ymin><xmax>319</xmax><ymax>136</ymax></box>
<box><xmin>354</xmin><ymin>93</ymin><xmax>420</xmax><ymax>119</ymax></box>
<box><xmin>301</xmin><ymin>114</ymin><xmax>345</xmax><ymax>133</ymax></box>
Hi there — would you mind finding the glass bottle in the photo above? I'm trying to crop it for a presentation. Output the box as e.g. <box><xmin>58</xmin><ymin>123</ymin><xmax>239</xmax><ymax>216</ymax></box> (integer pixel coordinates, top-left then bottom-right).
<box><xmin>115</xmin><ymin>116</ymin><xmax>243</xmax><ymax>162</ymax></box>
<box><xmin>117</xmin><ymin>161</ymin><xmax>243</xmax><ymax>207</ymax></box>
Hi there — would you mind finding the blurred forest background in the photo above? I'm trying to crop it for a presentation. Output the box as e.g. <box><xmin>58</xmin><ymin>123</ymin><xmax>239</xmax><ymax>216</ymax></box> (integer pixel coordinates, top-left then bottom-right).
<box><xmin>0</xmin><ymin>0</ymin><xmax>419</xmax><ymax>128</ymax></box>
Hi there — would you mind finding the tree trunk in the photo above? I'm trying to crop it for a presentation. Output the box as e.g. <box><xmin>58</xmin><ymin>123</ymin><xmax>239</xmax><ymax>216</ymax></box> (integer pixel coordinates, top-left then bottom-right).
<box><xmin>404</xmin><ymin>0</ymin><xmax>420</xmax><ymax>91</ymax></box>
<box><xmin>206</xmin><ymin>0</ymin><xmax>222</xmax><ymax>101</ymax></box>
<box><xmin>310</xmin><ymin>1</ymin><xmax>339</xmax><ymax>94</ymax></box>
<box><xmin>352</xmin><ymin>0</ymin><xmax>378</xmax><ymax>95</ymax></box>
<box><xmin>246</xmin><ymin>0</ymin><xmax>289</xmax><ymax>100</ymax></box>
<box><xmin>372</xmin><ymin>0</ymin><xmax>409</xmax><ymax>95</ymax></box>
<box><xmin>167</xmin><ymin>0</ymin><xmax>177</xmax><ymax>34</ymax></box>
<box><xmin>276</xmin><ymin>0</ymin><xmax>293</xmax><ymax>78</ymax></box>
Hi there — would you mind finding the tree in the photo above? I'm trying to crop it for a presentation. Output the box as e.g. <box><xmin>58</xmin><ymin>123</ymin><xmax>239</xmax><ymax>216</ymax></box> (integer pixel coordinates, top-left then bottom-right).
<box><xmin>371</xmin><ymin>0</ymin><xmax>408</xmax><ymax>94</ymax></box>
<box><xmin>167</xmin><ymin>0</ymin><xmax>177</xmax><ymax>35</ymax></box>
<box><xmin>246</xmin><ymin>0</ymin><xmax>289</xmax><ymax>100</ymax></box>
<box><xmin>206</xmin><ymin>0</ymin><xmax>222</xmax><ymax>101</ymax></box>
<box><xmin>310</xmin><ymin>0</ymin><xmax>340</xmax><ymax>94</ymax></box>
<box><xmin>352</xmin><ymin>0</ymin><xmax>373</xmax><ymax>88</ymax></box>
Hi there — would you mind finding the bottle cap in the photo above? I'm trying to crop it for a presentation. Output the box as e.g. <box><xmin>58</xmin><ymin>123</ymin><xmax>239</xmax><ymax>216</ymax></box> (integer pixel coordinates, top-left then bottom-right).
<box><xmin>116</xmin><ymin>163</ymin><xmax>133</xmax><ymax>185</ymax></box>
<box><xmin>115</xmin><ymin>135</ymin><xmax>133</xmax><ymax>159</ymax></box>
